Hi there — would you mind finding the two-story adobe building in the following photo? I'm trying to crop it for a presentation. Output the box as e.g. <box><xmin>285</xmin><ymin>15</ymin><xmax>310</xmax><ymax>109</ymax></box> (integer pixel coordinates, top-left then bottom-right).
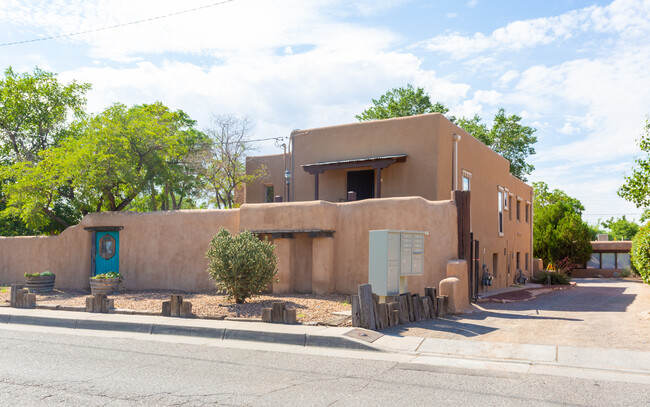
<box><xmin>246</xmin><ymin>113</ymin><xmax>534</xmax><ymax>291</ymax></box>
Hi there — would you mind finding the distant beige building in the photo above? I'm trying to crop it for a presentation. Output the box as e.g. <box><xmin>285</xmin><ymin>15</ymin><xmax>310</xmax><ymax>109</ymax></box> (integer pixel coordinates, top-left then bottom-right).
<box><xmin>247</xmin><ymin>113</ymin><xmax>534</xmax><ymax>291</ymax></box>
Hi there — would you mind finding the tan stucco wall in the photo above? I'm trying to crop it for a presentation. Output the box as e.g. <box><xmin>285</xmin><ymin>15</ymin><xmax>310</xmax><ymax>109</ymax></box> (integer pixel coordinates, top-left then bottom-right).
<box><xmin>0</xmin><ymin>197</ymin><xmax>458</xmax><ymax>295</ymax></box>
<box><xmin>245</xmin><ymin>113</ymin><xmax>534</xmax><ymax>291</ymax></box>
<box><xmin>0</xmin><ymin>225</ymin><xmax>90</xmax><ymax>289</ymax></box>
<box><xmin>0</xmin><ymin>210</ymin><xmax>239</xmax><ymax>291</ymax></box>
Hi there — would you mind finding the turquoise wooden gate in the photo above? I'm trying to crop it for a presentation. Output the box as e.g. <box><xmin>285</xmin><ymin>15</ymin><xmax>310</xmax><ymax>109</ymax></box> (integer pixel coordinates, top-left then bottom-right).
<box><xmin>94</xmin><ymin>231</ymin><xmax>119</xmax><ymax>276</ymax></box>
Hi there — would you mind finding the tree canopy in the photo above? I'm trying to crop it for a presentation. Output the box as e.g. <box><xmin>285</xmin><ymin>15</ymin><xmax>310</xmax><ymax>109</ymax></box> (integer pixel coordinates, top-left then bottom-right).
<box><xmin>533</xmin><ymin>182</ymin><xmax>592</xmax><ymax>267</ymax></box>
<box><xmin>599</xmin><ymin>216</ymin><xmax>640</xmax><ymax>241</ymax></box>
<box><xmin>355</xmin><ymin>84</ymin><xmax>449</xmax><ymax>121</ymax></box>
<box><xmin>1</xmin><ymin>102</ymin><xmax>207</xmax><ymax>230</ymax></box>
<box><xmin>618</xmin><ymin>118</ymin><xmax>650</xmax><ymax>209</ymax></box>
<box><xmin>0</xmin><ymin>67</ymin><xmax>90</xmax><ymax>163</ymax></box>
<box><xmin>357</xmin><ymin>84</ymin><xmax>537</xmax><ymax>181</ymax></box>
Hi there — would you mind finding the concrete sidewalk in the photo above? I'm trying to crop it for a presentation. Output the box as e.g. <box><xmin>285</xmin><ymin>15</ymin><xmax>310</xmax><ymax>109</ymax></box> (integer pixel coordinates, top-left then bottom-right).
<box><xmin>2</xmin><ymin>306</ymin><xmax>649</xmax><ymax>382</ymax></box>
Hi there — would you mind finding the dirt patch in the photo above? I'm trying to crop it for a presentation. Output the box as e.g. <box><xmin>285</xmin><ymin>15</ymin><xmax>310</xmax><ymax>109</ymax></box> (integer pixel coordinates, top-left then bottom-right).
<box><xmin>0</xmin><ymin>289</ymin><xmax>351</xmax><ymax>324</ymax></box>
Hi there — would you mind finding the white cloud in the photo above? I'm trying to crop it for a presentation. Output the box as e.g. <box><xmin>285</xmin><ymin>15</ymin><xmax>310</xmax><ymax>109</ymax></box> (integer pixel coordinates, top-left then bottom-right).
<box><xmin>559</xmin><ymin>122</ymin><xmax>579</xmax><ymax>135</ymax></box>
<box><xmin>416</xmin><ymin>0</ymin><xmax>650</xmax><ymax>59</ymax></box>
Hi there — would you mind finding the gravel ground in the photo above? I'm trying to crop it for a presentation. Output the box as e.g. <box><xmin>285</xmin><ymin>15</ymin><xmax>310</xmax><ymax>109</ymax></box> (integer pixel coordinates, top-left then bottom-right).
<box><xmin>0</xmin><ymin>288</ymin><xmax>351</xmax><ymax>324</ymax></box>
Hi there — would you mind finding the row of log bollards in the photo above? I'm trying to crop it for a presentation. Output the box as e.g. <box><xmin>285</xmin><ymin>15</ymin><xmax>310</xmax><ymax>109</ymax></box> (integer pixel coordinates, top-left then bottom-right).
<box><xmin>9</xmin><ymin>285</ymin><xmax>36</xmax><ymax>308</ymax></box>
<box><xmin>261</xmin><ymin>302</ymin><xmax>297</xmax><ymax>324</ymax></box>
<box><xmin>351</xmin><ymin>284</ymin><xmax>447</xmax><ymax>330</ymax></box>
<box><xmin>9</xmin><ymin>285</ymin><xmax>195</xmax><ymax>317</ymax></box>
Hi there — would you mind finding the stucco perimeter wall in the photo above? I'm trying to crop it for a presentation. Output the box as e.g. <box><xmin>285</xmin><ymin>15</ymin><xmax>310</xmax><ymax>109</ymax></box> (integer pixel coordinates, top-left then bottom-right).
<box><xmin>1</xmin><ymin>198</ymin><xmax>457</xmax><ymax>294</ymax></box>
<box><xmin>0</xmin><ymin>225</ymin><xmax>90</xmax><ymax>288</ymax></box>
<box><xmin>332</xmin><ymin>197</ymin><xmax>458</xmax><ymax>294</ymax></box>
<box><xmin>0</xmin><ymin>210</ymin><xmax>240</xmax><ymax>291</ymax></box>
<box><xmin>83</xmin><ymin>210</ymin><xmax>240</xmax><ymax>291</ymax></box>
<box><xmin>240</xmin><ymin>197</ymin><xmax>458</xmax><ymax>294</ymax></box>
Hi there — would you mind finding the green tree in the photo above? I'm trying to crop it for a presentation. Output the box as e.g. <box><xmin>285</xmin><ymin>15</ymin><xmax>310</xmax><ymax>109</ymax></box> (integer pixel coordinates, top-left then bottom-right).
<box><xmin>600</xmin><ymin>216</ymin><xmax>639</xmax><ymax>241</ymax></box>
<box><xmin>0</xmin><ymin>67</ymin><xmax>90</xmax><ymax>235</ymax></box>
<box><xmin>357</xmin><ymin>85</ymin><xmax>537</xmax><ymax>181</ymax></box>
<box><xmin>356</xmin><ymin>84</ymin><xmax>449</xmax><ymax>121</ymax></box>
<box><xmin>631</xmin><ymin>223</ymin><xmax>650</xmax><ymax>284</ymax></box>
<box><xmin>533</xmin><ymin>183</ymin><xmax>592</xmax><ymax>266</ymax></box>
<box><xmin>619</xmin><ymin>118</ymin><xmax>650</xmax><ymax>208</ymax></box>
<box><xmin>0</xmin><ymin>67</ymin><xmax>90</xmax><ymax>163</ymax></box>
<box><xmin>458</xmin><ymin>110</ymin><xmax>537</xmax><ymax>181</ymax></box>
<box><xmin>1</xmin><ymin>102</ymin><xmax>204</xmax><ymax>230</ymax></box>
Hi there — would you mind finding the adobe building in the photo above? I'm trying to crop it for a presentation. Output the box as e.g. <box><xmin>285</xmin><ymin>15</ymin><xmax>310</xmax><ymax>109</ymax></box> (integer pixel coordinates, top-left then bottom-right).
<box><xmin>0</xmin><ymin>113</ymin><xmax>532</xmax><ymax>300</ymax></box>
<box><xmin>246</xmin><ymin>113</ymin><xmax>534</xmax><ymax>290</ymax></box>
<box><xmin>572</xmin><ymin>234</ymin><xmax>632</xmax><ymax>278</ymax></box>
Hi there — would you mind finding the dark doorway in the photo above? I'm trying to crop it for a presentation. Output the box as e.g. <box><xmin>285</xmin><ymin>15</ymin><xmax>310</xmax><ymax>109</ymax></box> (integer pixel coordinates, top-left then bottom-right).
<box><xmin>347</xmin><ymin>170</ymin><xmax>375</xmax><ymax>200</ymax></box>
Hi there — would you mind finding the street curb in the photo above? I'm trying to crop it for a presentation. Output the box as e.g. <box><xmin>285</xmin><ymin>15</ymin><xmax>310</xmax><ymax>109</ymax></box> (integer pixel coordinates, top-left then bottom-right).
<box><xmin>2</xmin><ymin>313</ymin><xmax>380</xmax><ymax>352</ymax></box>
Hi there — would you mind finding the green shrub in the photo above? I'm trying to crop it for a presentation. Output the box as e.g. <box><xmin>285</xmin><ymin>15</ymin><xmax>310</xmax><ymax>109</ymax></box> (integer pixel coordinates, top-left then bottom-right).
<box><xmin>206</xmin><ymin>228</ymin><xmax>277</xmax><ymax>304</ymax></box>
<box><xmin>533</xmin><ymin>271</ymin><xmax>571</xmax><ymax>285</ymax></box>
<box><xmin>24</xmin><ymin>271</ymin><xmax>55</xmax><ymax>278</ymax></box>
<box><xmin>631</xmin><ymin>223</ymin><xmax>650</xmax><ymax>284</ymax></box>
<box><xmin>91</xmin><ymin>271</ymin><xmax>123</xmax><ymax>283</ymax></box>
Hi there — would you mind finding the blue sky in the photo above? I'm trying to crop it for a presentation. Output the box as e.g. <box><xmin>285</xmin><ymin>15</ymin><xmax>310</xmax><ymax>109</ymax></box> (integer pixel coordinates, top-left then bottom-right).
<box><xmin>1</xmin><ymin>0</ymin><xmax>648</xmax><ymax>224</ymax></box>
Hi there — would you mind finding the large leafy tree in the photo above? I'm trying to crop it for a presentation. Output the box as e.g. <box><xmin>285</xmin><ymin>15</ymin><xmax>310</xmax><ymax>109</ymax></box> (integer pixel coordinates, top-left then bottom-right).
<box><xmin>2</xmin><ymin>102</ymin><xmax>205</xmax><ymax>230</ymax></box>
<box><xmin>618</xmin><ymin>118</ymin><xmax>650</xmax><ymax>209</ymax></box>
<box><xmin>355</xmin><ymin>84</ymin><xmax>449</xmax><ymax>121</ymax></box>
<box><xmin>357</xmin><ymin>85</ymin><xmax>537</xmax><ymax>181</ymax></box>
<box><xmin>533</xmin><ymin>182</ymin><xmax>592</xmax><ymax>266</ymax></box>
<box><xmin>0</xmin><ymin>67</ymin><xmax>90</xmax><ymax>235</ymax></box>
<box><xmin>600</xmin><ymin>216</ymin><xmax>639</xmax><ymax>241</ymax></box>
<box><xmin>0</xmin><ymin>67</ymin><xmax>90</xmax><ymax>163</ymax></box>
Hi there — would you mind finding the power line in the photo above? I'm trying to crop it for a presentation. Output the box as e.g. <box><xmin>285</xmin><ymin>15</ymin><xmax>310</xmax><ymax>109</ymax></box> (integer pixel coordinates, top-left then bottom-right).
<box><xmin>0</xmin><ymin>0</ymin><xmax>237</xmax><ymax>48</ymax></box>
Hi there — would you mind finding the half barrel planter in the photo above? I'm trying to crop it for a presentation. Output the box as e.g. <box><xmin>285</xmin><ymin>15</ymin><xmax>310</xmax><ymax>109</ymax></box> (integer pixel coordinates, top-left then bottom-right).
<box><xmin>90</xmin><ymin>278</ymin><xmax>120</xmax><ymax>295</ymax></box>
<box><xmin>26</xmin><ymin>275</ymin><xmax>56</xmax><ymax>293</ymax></box>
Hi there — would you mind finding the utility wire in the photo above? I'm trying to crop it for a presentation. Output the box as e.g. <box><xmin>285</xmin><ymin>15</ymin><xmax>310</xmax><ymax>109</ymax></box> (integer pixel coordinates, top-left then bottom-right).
<box><xmin>0</xmin><ymin>0</ymin><xmax>237</xmax><ymax>47</ymax></box>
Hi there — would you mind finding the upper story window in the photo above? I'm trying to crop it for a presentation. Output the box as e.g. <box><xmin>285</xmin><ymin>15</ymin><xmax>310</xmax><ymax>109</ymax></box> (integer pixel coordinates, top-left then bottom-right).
<box><xmin>462</xmin><ymin>170</ymin><xmax>471</xmax><ymax>191</ymax></box>
<box><xmin>516</xmin><ymin>198</ymin><xmax>522</xmax><ymax>221</ymax></box>
<box><xmin>503</xmin><ymin>189</ymin><xmax>509</xmax><ymax>211</ymax></box>
<box><xmin>264</xmin><ymin>184</ymin><xmax>274</xmax><ymax>203</ymax></box>
<box><xmin>525</xmin><ymin>201</ymin><xmax>531</xmax><ymax>223</ymax></box>
<box><xmin>498</xmin><ymin>188</ymin><xmax>504</xmax><ymax>236</ymax></box>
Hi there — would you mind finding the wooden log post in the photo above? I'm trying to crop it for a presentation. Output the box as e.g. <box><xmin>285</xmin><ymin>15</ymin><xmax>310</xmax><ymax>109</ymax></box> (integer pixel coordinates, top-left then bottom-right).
<box><xmin>422</xmin><ymin>297</ymin><xmax>432</xmax><ymax>319</ymax></box>
<box><xmin>283</xmin><ymin>309</ymin><xmax>297</xmax><ymax>324</ymax></box>
<box><xmin>261</xmin><ymin>308</ymin><xmax>272</xmax><ymax>322</ymax></box>
<box><xmin>10</xmin><ymin>284</ymin><xmax>24</xmax><ymax>307</ymax></box>
<box><xmin>424</xmin><ymin>287</ymin><xmax>437</xmax><ymax>317</ymax></box>
<box><xmin>162</xmin><ymin>301</ymin><xmax>172</xmax><ymax>316</ymax></box>
<box><xmin>397</xmin><ymin>294</ymin><xmax>409</xmax><ymax>324</ymax></box>
<box><xmin>358</xmin><ymin>284</ymin><xmax>376</xmax><ymax>330</ymax></box>
<box><xmin>387</xmin><ymin>302</ymin><xmax>399</xmax><ymax>326</ymax></box>
<box><xmin>436</xmin><ymin>295</ymin><xmax>448</xmax><ymax>317</ymax></box>
<box><xmin>11</xmin><ymin>285</ymin><xmax>35</xmax><ymax>309</ymax></box>
<box><xmin>351</xmin><ymin>295</ymin><xmax>361</xmax><ymax>327</ymax></box>
<box><xmin>180</xmin><ymin>301</ymin><xmax>192</xmax><ymax>317</ymax></box>
<box><xmin>170</xmin><ymin>294</ymin><xmax>183</xmax><ymax>317</ymax></box>
<box><xmin>271</xmin><ymin>302</ymin><xmax>286</xmax><ymax>323</ymax></box>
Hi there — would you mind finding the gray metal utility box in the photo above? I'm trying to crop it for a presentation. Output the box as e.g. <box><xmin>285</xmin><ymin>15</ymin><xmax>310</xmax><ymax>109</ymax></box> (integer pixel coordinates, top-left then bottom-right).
<box><xmin>368</xmin><ymin>230</ymin><xmax>426</xmax><ymax>296</ymax></box>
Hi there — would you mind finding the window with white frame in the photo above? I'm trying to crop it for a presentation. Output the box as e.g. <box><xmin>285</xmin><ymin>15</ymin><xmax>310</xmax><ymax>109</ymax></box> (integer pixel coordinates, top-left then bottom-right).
<box><xmin>462</xmin><ymin>170</ymin><xmax>471</xmax><ymax>191</ymax></box>
<box><xmin>503</xmin><ymin>188</ymin><xmax>509</xmax><ymax>210</ymax></box>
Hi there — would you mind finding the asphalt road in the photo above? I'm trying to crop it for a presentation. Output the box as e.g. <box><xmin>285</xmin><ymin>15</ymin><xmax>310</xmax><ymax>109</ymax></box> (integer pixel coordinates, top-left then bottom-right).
<box><xmin>1</xmin><ymin>328</ymin><xmax>648</xmax><ymax>406</ymax></box>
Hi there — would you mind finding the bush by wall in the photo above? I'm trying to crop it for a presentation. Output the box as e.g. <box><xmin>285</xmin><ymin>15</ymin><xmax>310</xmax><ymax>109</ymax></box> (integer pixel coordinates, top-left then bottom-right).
<box><xmin>631</xmin><ymin>223</ymin><xmax>650</xmax><ymax>284</ymax></box>
<box><xmin>206</xmin><ymin>228</ymin><xmax>277</xmax><ymax>303</ymax></box>
<box><xmin>533</xmin><ymin>271</ymin><xmax>571</xmax><ymax>285</ymax></box>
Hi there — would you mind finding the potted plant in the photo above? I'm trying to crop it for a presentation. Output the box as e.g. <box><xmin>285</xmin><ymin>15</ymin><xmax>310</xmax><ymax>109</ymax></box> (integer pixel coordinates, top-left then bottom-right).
<box><xmin>25</xmin><ymin>271</ymin><xmax>56</xmax><ymax>293</ymax></box>
<box><xmin>90</xmin><ymin>272</ymin><xmax>123</xmax><ymax>295</ymax></box>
